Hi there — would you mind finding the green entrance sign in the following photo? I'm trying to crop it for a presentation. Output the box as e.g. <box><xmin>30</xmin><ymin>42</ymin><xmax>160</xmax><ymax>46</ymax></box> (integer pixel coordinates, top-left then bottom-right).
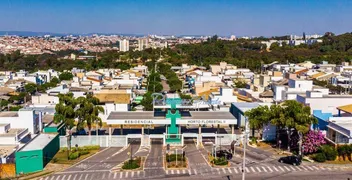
<box><xmin>165</xmin><ymin>98</ymin><xmax>182</xmax><ymax>144</ymax></box>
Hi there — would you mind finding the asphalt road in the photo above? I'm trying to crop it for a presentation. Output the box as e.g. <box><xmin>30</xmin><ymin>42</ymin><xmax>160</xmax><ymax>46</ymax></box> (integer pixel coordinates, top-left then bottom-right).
<box><xmin>143</xmin><ymin>138</ymin><xmax>165</xmax><ymax>179</ymax></box>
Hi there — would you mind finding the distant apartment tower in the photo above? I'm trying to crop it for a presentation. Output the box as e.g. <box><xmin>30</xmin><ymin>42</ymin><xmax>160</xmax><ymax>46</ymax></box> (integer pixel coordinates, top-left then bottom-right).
<box><xmin>119</xmin><ymin>39</ymin><xmax>129</xmax><ymax>52</ymax></box>
<box><xmin>138</xmin><ymin>38</ymin><xmax>149</xmax><ymax>51</ymax></box>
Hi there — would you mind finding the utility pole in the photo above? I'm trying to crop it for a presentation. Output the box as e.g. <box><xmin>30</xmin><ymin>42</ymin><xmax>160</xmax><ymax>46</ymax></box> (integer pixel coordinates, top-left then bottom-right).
<box><xmin>242</xmin><ymin>117</ymin><xmax>249</xmax><ymax>180</ymax></box>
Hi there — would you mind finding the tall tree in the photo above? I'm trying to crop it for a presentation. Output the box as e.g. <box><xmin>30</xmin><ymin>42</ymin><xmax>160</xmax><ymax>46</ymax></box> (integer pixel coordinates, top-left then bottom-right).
<box><xmin>244</xmin><ymin>105</ymin><xmax>271</xmax><ymax>138</ymax></box>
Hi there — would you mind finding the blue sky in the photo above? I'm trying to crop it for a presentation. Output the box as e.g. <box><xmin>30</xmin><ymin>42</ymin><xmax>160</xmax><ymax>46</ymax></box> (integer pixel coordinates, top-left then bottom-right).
<box><xmin>0</xmin><ymin>0</ymin><xmax>351</xmax><ymax>36</ymax></box>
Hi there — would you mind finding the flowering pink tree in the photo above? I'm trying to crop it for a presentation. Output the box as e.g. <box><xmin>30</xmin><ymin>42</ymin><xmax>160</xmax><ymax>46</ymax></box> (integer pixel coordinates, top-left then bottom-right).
<box><xmin>302</xmin><ymin>130</ymin><xmax>326</xmax><ymax>154</ymax></box>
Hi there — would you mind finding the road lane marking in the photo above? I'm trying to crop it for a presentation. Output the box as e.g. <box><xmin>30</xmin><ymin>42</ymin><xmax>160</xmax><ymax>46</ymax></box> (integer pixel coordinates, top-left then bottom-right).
<box><xmin>234</xmin><ymin>168</ymin><xmax>238</xmax><ymax>173</ymax></box>
<box><xmin>73</xmin><ymin>174</ymin><xmax>77</xmax><ymax>180</ymax></box>
<box><xmin>171</xmin><ymin>170</ymin><xmax>174</xmax><ymax>174</ymax></box>
<box><xmin>262</xmin><ymin>167</ymin><xmax>267</xmax><ymax>172</ymax></box>
<box><xmin>306</xmin><ymin>166</ymin><xmax>314</xmax><ymax>170</ymax></box>
<box><xmin>300</xmin><ymin>166</ymin><xmax>307</xmax><ymax>171</ymax></box>
<box><xmin>125</xmin><ymin>171</ymin><xmax>128</xmax><ymax>178</ymax></box>
<box><xmin>312</xmin><ymin>166</ymin><xmax>320</xmax><ymax>170</ymax></box>
<box><xmin>78</xmin><ymin>174</ymin><xmax>83</xmax><ymax>180</ymax></box>
<box><xmin>245</xmin><ymin>167</ymin><xmax>249</xmax><ymax>173</ymax></box>
<box><xmin>177</xmin><ymin>170</ymin><xmax>180</xmax><ymax>174</ymax></box>
<box><xmin>166</xmin><ymin>170</ymin><xmax>169</xmax><ymax>174</ymax></box>
<box><xmin>119</xmin><ymin>172</ymin><xmax>123</xmax><ymax>179</ymax></box>
<box><xmin>85</xmin><ymin>174</ymin><xmax>88</xmax><ymax>180</ymax></box>
<box><xmin>227</xmin><ymin>168</ymin><xmax>232</xmax><ymax>173</ymax></box>
<box><xmin>256</xmin><ymin>167</ymin><xmax>262</xmax><ymax>172</ymax></box>
<box><xmin>132</xmin><ymin>171</ymin><xmax>135</xmax><ymax>177</ymax></box>
<box><xmin>114</xmin><ymin>172</ymin><xmax>117</xmax><ymax>179</ymax></box>
<box><xmin>67</xmin><ymin>175</ymin><xmax>71</xmax><ymax>180</ymax></box>
<box><xmin>320</xmin><ymin>167</ymin><xmax>326</xmax><ymax>170</ymax></box>
<box><xmin>183</xmin><ymin>169</ymin><xmax>186</xmax><ymax>174</ymax></box>
<box><xmin>250</xmin><ymin>167</ymin><xmax>255</xmax><ymax>173</ymax></box>
<box><xmin>284</xmin><ymin>166</ymin><xmax>291</xmax><ymax>171</ymax></box>
<box><xmin>289</xmin><ymin>166</ymin><xmax>296</xmax><ymax>171</ymax></box>
<box><xmin>138</xmin><ymin>171</ymin><xmax>141</xmax><ymax>176</ymax></box>
<box><xmin>266</xmin><ymin>166</ymin><xmax>273</xmax><ymax>172</ymax></box>
<box><xmin>188</xmin><ymin>169</ymin><xmax>191</xmax><ymax>174</ymax></box>
<box><xmin>102</xmin><ymin>173</ymin><xmax>105</xmax><ymax>179</ymax></box>
<box><xmin>295</xmin><ymin>166</ymin><xmax>303</xmax><ymax>171</ymax></box>
<box><xmin>273</xmin><ymin>166</ymin><xmax>279</xmax><ymax>172</ymax></box>
<box><xmin>193</xmin><ymin>169</ymin><xmax>197</xmax><ymax>175</ymax></box>
<box><xmin>222</xmin><ymin>168</ymin><xmax>226</xmax><ymax>174</ymax></box>
<box><xmin>218</xmin><ymin>169</ymin><xmax>221</xmax><ymax>175</ymax></box>
<box><xmin>278</xmin><ymin>166</ymin><xmax>285</xmax><ymax>171</ymax></box>
<box><xmin>55</xmin><ymin>176</ymin><xmax>60</xmax><ymax>180</ymax></box>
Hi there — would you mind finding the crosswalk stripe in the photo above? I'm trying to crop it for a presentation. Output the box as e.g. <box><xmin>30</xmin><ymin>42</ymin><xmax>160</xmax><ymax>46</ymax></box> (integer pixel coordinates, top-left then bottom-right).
<box><xmin>73</xmin><ymin>174</ymin><xmax>77</xmax><ymax>180</ymax></box>
<box><xmin>262</xmin><ymin>167</ymin><xmax>268</xmax><ymax>172</ymax></box>
<box><xmin>273</xmin><ymin>166</ymin><xmax>279</xmax><ymax>172</ymax></box>
<box><xmin>256</xmin><ymin>167</ymin><xmax>262</xmax><ymax>172</ymax></box>
<box><xmin>278</xmin><ymin>166</ymin><xmax>285</xmax><ymax>171</ymax></box>
<box><xmin>193</xmin><ymin>169</ymin><xmax>197</xmax><ymax>175</ymax></box>
<box><xmin>138</xmin><ymin>171</ymin><xmax>141</xmax><ymax>176</ymax></box>
<box><xmin>183</xmin><ymin>169</ymin><xmax>186</xmax><ymax>174</ymax></box>
<box><xmin>114</xmin><ymin>172</ymin><xmax>117</xmax><ymax>179</ymax></box>
<box><xmin>166</xmin><ymin>170</ymin><xmax>169</xmax><ymax>174</ymax></box>
<box><xmin>119</xmin><ymin>172</ymin><xmax>122</xmax><ymax>179</ymax></box>
<box><xmin>295</xmin><ymin>166</ymin><xmax>303</xmax><ymax>171</ymax></box>
<box><xmin>320</xmin><ymin>167</ymin><xmax>326</xmax><ymax>170</ymax></box>
<box><xmin>132</xmin><ymin>171</ymin><xmax>135</xmax><ymax>177</ymax></box>
<box><xmin>85</xmin><ymin>174</ymin><xmax>88</xmax><ymax>180</ymax></box>
<box><xmin>50</xmin><ymin>176</ymin><xmax>55</xmax><ymax>180</ymax></box>
<box><xmin>125</xmin><ymin>172</ymin><xmax>128</xmax><ymax>178</ymax></box>
<box><xmin>56</xmin><ymin>176</ymin><xmax>60</xmax><ymax>180</ymax></box>
<box><xmin>79</xmin><ymin>174</ymin><xmax>83</xmax><ymax>180</ymax></box>
<box><xmin>227</xmin><ymin>168</ymin><xmax>232</xmax><ymax>173</ymax></box>
<box><xmin>171</xmin><ymin>170</ymin><xmax>174</xmax><ymax>174</ymax></box>
<box><xmin>250</xmin><ymin>167</ymin><xmax>255</xmax><ymax>173</ymax></box>
<box><xmin>306</xmin><ymin>166</ymin><xmax>314</xmax><ymax>170</ymax></box>
<box><xmin>222</xmin><ymin>168</ymin><xmax>227</xmax><ymax>174</ymax></box>
<box><xmin>289</xmin><ymin>166</ymin><xmax>296</xmax><ymax>171</ymax></box>
<box><xmin>300</xmin><ymin>166</ymin><xmax>308</xmax><ymax>171</ymax></box>
<box><xmin>284</xmin><ymin>166</ymin><xmax>291</xmax><ymax>171</ymax></box>
<box><xmin>218</xmin><ymin>169</ymin><xmax>221</xmax><ymax>175</ymax></box>
<box><xmin>177</xmin><ymin>170</ymin><xmax>180</xmax><ymax>174</ymax></box>
<box><xmin>67</xmin><ymin>175</ymin><xmax>71</xmax><ymax>180</ymax></box>
<box><xmin>188</xmin><ymin>169</ymin><xmax>191</xmax><ymax>175</ymax></box>
<box><xmin>266</xmin><ymin>166</ymin><xmax>273</xmax><ymax>172</ymax></box>
<box><xmin>234</xmin><ymin>168</ymin><xmax>238</xmax><ymax>174</ymax></box>
<box><xmin>245</xmin><ymin>167</ymin><xmax>249</xmax><ymax>173</ymax></box>
<box><xmin>62</xmin><ymin>175</ymin><xmax>66</xmax><ymax>180</ymax></box>
<box><xmin>102</xmin><ymin>173</ymin><xmax>105</xmax><ymax>179</ymax></box>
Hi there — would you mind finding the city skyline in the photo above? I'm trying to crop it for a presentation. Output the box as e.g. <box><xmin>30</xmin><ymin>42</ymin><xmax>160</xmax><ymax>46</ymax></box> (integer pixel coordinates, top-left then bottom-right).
<box><xmin>0</xmin><ymin>0</ymin><xmax>351</xmax><ymax>37</ymax></box>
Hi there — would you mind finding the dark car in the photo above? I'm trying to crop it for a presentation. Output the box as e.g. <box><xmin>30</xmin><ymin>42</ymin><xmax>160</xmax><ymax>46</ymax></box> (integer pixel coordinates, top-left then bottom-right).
<box><xmin>278</xmin><ymin>155</ymin><xmax>301</xmax><ymax>166</ymax></box>
<box><xmin>216</xmin><ymin>150</ymin><xmax>233</xmax><ymax>160</ymax></box>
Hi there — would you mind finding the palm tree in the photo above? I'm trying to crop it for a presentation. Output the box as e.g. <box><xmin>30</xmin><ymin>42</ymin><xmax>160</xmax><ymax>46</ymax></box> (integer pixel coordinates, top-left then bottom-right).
<box><xmin>54</xmin><ymin>93</ymin><xmax>77</xmax><ymax>159</ymax></box>
<box><xmin>76</xmin><ymin>94</ymin><xmax>104</xmax><ymax>136</ymax></box>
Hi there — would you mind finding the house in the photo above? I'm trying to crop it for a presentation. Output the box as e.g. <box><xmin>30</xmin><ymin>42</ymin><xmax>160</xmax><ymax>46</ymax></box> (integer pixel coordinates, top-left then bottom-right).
<box><xmin>208</xmin><ymin>87</ymin><xmax>237</xmax><ymax>105</ymax></box>
<box><xmin>326</xmin><ymin>117</ymin><xmax>352</xmax><ymax>145</ymax></box>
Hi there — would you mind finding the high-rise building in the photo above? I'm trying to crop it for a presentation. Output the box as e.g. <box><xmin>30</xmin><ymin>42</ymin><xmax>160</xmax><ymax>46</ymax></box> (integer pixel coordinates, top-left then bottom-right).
<box><xmin>138</xmin><ymin>38</ymin><xmax>149</xmax><ymax>51</ymax></box>
<box><xmin>119</xmin><ymin>39</ymin><xmax>129</xmax><ymax>52</ymax></box>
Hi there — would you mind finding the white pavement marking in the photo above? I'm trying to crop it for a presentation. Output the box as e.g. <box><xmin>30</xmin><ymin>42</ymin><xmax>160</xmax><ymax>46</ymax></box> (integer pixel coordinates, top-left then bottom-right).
<box><xmin>138</xmin><ymin>171</ymin><xmax>141</xmax><ymax>176</ymax></box>
<box><xmin>166</xmin><ymin>170</ymin><xmax>169</xmax><ymax>174</ymax></box>
<box><xmin>73</xmin><ymin>174</ymin><xmax>77</xmax><ymax>180</ymax></box>
<box><xmin>295</xmin><ymin>166</ymin><xmax>303</xmax><ymax>171</ymax></box>
<box><xmin>289</xmin><ymin>166</ymin><xmax>296</xmax><ymax>171</ymax></box>
<box><xmin>284</xmin><ymin>166</ymin><xmax>291</xmax><ymax>171</ymax></box>
<box><xmin>102</xmin><ymin>173</ymin><xmax>105</xmax><ymax>179</ymax></box>
<box><xmin>234</xmin><ymin>168</ymin><xmax>238</xmax><ymax>174</ymax></box>
<box><xmin>114</xmin><ymin>172</ymin><xmax>117</xmax><ymax>179</ymax></box>
<box><xmin>171</xmin><ymin>170</ymin><xmax>174</xmax><ymax>174</ymax></box>
<box><xmin>250</xmin><ymin>167</ymin><xmax>255</xmax><ymax>173</ymax></box>
<box><xmin>120</xmin><ymin>172</ymin><xmax>123</xmax><ymax>179</ymax></box>
<box><xmin>133</xmin><ymin>171</ymin><xmax>135</xmax><ymax>177</ymax></box>
<box><xmin>67</xmin><ymin>175</ymin><xmax>72</xmax><ymax>180</ymax></box>
<box><xmin>50</xmin><ymin>176</ymin><xmax>55</xmax><ymax>180</ymax></box>
<box><xmin>183</xmin><ymin>169</ymin><xmax>186</xmax><ymax>174</ymax></box>
<box><xmin>320</xmin><ymin>167</ymin><xmax>326</xmax><ymax>170</ymax></box>
<box><xmin>312</xmin><ymin>166</ymin><xmax>320</xmax><ymax>170</ymax></box>
<box><xmin>222</xmin><ymin>168</ymin><xmax>226</xmax><ymax>174</ymax></box>
<box><xmin>55</xmin><ymin>176</ymin><xmax>60</xmax><ymax>180</ymax></box>
<box><xmin>300</xmin><ymin>166</ymin><xmax>308</xmax><ymax>171</ymax></box>
<box><xmin>278</xmin><ymin>166</ymin><xmax>285</xmax><ymax>171</ymax></box>
<box><xmin>262</xmin><ymin>167</ymin><xmax>268</xmax><ymax>172</ymax></box>
<box><xmin>193</xmin><ymin>169</ymin><xmax>197</xmax><ymax>175</ymax></box>
<box><xmin>85</xmin><ymin>174</ymin><xmax>88</xmax><ymax>180</ymax></box>
<box><xmin>273</xmin><ymin>166</ymin><xmax>279</xmax><ymax>172</ymax></box>
<box><xmin>62</xmin><ymin>175</ymin><xmax>66</xmax><ymax>180</ymax></box>
<box><xmin>245</xmin><ymin>167</ymin><xmax>249</xmax><ymax>173</ymax></box>
<box><xmin>228</xmin><ymin>168</ymin><xmax>232</xmax><ymax>173</ymax></box>
<box><xmin>218</xmin><ymin>169</ymin><xmax>221</xmax><ymax>175</ymax></box>
<box><xmin>177</xmin><ymin>170</ymin><xmax>180</xmax><ymax>174</ymax></box>
<box><xmin>125</xmin><ymin>171</ymin><xmax>128</xmax><ymax>178</ymax></box>
<box><xmin>256</xmin><ymin>167</ymin><xmax>262</xmax><ymax>172</ymax></box>
<box><xmin>306</xmin><ymin>166</ymin><xmax>314</xmax><ymax>170</ymax></box>
<box><xmin>266</xmin><ymin>166</ymin><xmax>273</xmax><ymax>172</ymax></box>
<box><xmin>188</xmin><ymin>169</ymin><xmax>191</xmax><ymax>175</ymax></box>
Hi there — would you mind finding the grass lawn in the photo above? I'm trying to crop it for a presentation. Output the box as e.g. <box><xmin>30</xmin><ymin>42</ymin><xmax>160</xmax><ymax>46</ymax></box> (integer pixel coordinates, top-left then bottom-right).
<box><xmin>52</xmin><ymin>145</ymin><xmax>100</xmax><ymax>165</ymax></box>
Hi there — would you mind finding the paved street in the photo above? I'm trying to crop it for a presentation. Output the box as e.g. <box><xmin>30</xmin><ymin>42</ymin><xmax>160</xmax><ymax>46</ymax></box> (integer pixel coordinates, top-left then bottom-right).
<box><xmin>144</xmin><ymin>138</ymin><xmax>165</xmax><ymax>179</ymax></box>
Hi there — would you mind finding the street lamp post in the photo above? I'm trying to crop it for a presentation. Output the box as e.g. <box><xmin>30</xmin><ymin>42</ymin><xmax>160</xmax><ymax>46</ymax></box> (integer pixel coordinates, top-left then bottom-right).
<box><xmin>242</xmin><ymin>117</ymin><xmax>249</xmax><ymax>180</ymax></box>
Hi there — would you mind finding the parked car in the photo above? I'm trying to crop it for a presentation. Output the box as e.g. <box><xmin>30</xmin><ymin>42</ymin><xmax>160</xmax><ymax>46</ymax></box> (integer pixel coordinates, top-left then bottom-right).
<box><xmin>216</xmin><ymin>150</ymin><xmax>233</xmax><ymax>160</ymax></box>
<box><xmin>278</xmin><ymin>155</ymin><xmax>301</xmax><ymax>166</ymax></box>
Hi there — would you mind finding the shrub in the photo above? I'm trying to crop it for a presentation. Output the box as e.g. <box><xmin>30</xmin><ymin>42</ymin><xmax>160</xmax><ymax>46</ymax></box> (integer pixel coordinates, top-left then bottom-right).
<box><xmin>78</xmin><ymin>145</ymin><xmax>100</xmax><ymax>151</ymax></box>
<box><xmin>302</xmin><ymin>130</ymin><xmax>326</xmax><ymax>154</ymax></box>
<box><xmin>166</xmin><ymin>154</ymin><xmax>185</xmax><ymax>162</ymax></box>
<box><xmin>314</xmin><ymin>153</ymin><xmax>326</xmax><ymax>162</ymax></box>
<box><xmin>212</xmin><ymin>157</ymin><xmax>228</xmax><ymax>166</ymax></box>
<box><xmin>250</xmin><ymin>137</ymin><xmax>257</xmax><ymax>145</ymax></box>
<box><xmin>319</xmin><ymin>145</ymin><xmax>337</xmax><ymax>161</ymax></box>
<box><xmin>122</xmin><ymin>159</ymin><xmax>140</xmax><ymax>170</ymax></box>
<box><xmin>69</xmin><ymin>152</ymin><xmax>80</xmax><ymax>160</ymax></box>
<box><xmin>79</xmin><ymin>150</ymin><xmax>90</xmax><ymax>156</ymax></box>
